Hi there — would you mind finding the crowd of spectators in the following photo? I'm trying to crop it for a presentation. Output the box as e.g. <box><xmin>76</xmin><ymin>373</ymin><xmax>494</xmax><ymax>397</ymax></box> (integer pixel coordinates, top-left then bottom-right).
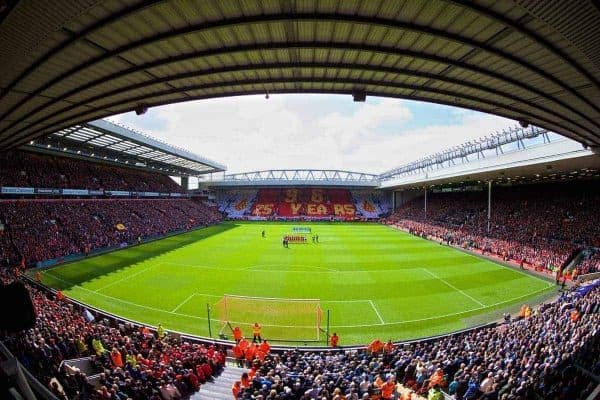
<box><xmin>0</xmin><ymin>270</ymin><xmax>226</xmax><ymax>400</ymax></box>
<box><xmin>1</xmin><ymin>273</ymin><xmax>597</xmax><ymax>400</ymax></box>
<box><xmin>0</xmin><ymin>199</ymin><xmax>222</xmax><ymax>267</ymax></box>
<box><xmin>577</xmin><ymin>250</ymin><xmax>600</xmax><ymax>276</ymax></box>
<box><xmin>386</xmin><ymin>183</ymin><xmax>600</xmax><ymax>274</ymax></box>
<box><xmin>232</xmin><ymin>283</ymin><xmax>599</xmax><ymax>400</ymax></box>
<box><xmin>0</xmin><ymin>151</ymin><xmax>182</xmax><ymax>193</ymax></box>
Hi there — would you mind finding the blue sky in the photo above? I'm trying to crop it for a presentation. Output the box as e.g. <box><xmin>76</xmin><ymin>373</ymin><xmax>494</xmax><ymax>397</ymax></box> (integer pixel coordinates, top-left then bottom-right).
<box><xmin>110</xmin><ymin>94</ymin><xmax>517</xmax><ymax>175</ymax></box>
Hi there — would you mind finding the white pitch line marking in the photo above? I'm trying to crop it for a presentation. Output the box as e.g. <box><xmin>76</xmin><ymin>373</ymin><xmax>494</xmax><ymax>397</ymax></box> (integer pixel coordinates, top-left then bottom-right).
<box><xmin>421</xmin><ymin>268</ymin><xmax>486</xmax><ymax>307</ymax></box>
<box><xmin>164</xmin><ymin>261</ymin><xmax>425</xmax><ymax>274</ymax></box>
<box><xmin>41</xmin><ymin>271</ymin><xmax>554</xmax><ymax>329</ymax></box>
<box><xmin>324</xmin><ymin>299</ymin><xmax>374</xmax><ymax>303</ymax></box>
<box><xmin>369</xmin><ymin>300</ymin><xmax>385</xmax><ymax>324</ymax></box>
<box><xmin>171</xmin><ymin>293</ymin><xmax>197</xmax><ymax>313</ymax></box>
<box><xmin>95</xmin><ymin>263</ymin><xmax>161</xmax><ymax>293</ymax></box>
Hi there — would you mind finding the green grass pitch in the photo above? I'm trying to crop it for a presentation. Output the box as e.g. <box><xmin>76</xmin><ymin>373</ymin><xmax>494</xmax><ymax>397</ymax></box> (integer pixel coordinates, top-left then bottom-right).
<box><xmin>37</xmin><ymin>222</ymin><xmax>556</xmax><ymax>346</ymax></box>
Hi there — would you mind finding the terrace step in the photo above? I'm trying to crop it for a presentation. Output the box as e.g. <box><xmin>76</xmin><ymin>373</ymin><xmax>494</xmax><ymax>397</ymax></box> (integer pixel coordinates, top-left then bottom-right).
<box><xmin>191</xmin><ymin>366</ymin><xmax>247</xmax><ymax>400</ymax></box>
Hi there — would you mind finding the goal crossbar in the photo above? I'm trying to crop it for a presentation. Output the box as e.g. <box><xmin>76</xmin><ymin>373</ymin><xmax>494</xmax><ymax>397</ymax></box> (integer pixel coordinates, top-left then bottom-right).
<box><xmin>215</xmin><ymin>294</ymin><xmax>323</xmax><ymax>341</ymax></box>
<box><xmin>223</xmin><ymin>294</ymin><xmax>320</xmax><ymax>302</ymax></box>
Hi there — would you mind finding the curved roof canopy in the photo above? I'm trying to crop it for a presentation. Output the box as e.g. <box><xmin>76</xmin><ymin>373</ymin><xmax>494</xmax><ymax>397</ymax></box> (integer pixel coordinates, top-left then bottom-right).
<box><xmin>1</xmin><ymin>0</ymin><xmax>600</xmax><ymax>151</ymax></box>
<box><xmin>26</xmin><ymin>119</ymin><xmax>226</xmax><ymax>175</ymax></box>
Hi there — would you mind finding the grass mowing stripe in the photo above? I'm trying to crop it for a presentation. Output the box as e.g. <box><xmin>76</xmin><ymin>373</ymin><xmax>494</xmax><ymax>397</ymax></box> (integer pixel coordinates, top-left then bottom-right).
<box><xmin>332</xmin><ymin>285</ymin><xmax>555</xmax><ymax>328</ymax></box>
<box><xmin>95</xmin><ymin>263</ymin><xmax>161</xmax><ymax>293</ymax></box>
<box><xmin>420</xmin><ymin>267</ymin><xmax>486</xmax><ymax>307</ymax></box>
<box><xmin>40</xmin><ymin>222</ymin><xmax>557</xmax><ymax>344</ymax></box>
<box><xmin>166</xmin><ymin>261</ymin><xmax>429</xmax><ymax>274</ymax></box>
<box><xmin>42</xmin><ymin>269</ymin><xmax>554</xmax><ymax>329</ymax></box>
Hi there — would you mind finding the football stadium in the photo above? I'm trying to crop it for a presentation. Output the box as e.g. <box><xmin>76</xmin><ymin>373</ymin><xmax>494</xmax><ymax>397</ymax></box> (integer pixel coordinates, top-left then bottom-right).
<box><xmin>0</xmin><ymin>2</ymin><xmax>599</xmax><ymax>400</ymax></box>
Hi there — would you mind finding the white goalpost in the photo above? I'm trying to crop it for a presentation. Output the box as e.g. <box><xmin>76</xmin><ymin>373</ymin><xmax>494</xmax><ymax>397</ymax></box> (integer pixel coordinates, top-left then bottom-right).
<box><xmin>214</xmin><ymin>294</ymin><xmax>323</xmax><ymax>342</ymax></box>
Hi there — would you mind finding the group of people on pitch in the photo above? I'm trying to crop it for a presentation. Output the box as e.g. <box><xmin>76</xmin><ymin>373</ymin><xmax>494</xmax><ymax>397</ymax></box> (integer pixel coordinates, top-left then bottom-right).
<box><xmin>282</xmin><ymin>234</ymin><xmax>319</xmax><ymax>247</ymax></box>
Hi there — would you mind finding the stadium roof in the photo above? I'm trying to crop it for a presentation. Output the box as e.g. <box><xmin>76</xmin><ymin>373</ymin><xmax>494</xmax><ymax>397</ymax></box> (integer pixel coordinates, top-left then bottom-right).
<box><xmin>1</xmin><ymin>1</ymin><xmax>600</xmax><ymax>151</ymax></box>
<box><xmin>210</xmin><ymin>169</ymin><xmax>380</xmax><ymax>187</ymax></box>
<box><xmin>24</xmin><ymin>119</ymin><xmax>226</xmax><ymax>176</ymax></box>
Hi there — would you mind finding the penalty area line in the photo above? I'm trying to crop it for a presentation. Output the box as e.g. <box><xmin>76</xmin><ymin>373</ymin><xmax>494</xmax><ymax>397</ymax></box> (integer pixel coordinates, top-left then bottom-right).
<box><xmin>41</xmin><ymin>270</ymin><xmax>556</xmax><ymax>330</ymax></box>
<box><xmin>421</xmin><ymin>268</ymin><xmax>486</xmax><ymax>307</ymax></box>
<box><xmin>369</xmin><ymin>300</ymin><xmax>385</xmax><ymax>325</ymax></box>
<box><xmin>171</xmin><ymin>293</ymin><xmax>197</xmax><ymax>313</ymax></box>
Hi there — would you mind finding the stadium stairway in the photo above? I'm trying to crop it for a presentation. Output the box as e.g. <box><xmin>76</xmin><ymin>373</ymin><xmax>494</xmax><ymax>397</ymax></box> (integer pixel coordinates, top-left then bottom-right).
<box><xmin>192</xmin><ymin>365</ymin><xmax>247</xmax><ymax>400</ymax></box>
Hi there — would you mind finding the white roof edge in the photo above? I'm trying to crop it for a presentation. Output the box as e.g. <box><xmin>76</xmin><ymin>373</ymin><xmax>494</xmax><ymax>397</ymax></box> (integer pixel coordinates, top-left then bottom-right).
<box><xmin>89</xmin><ymin>119</ymin><xmax>227</xmax><ymax>172</ymax></box>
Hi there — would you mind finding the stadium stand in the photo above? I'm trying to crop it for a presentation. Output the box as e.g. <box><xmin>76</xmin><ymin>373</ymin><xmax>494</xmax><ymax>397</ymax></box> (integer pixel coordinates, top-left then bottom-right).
<box><xmin>0</xmin><ymin>270</ymin><xmax>226</xmax><ymax>400</ymax></box>
<box><xmin>232</xmin><ymin>283</ymin><xmax>599</xmax><ymax>400</ymax></box>
<box><xmin>0</xmin><ymin>199</ymin><xmax>222</xmax><ymax>268</ymax></box>
<box><xmin>219</xmin><ymin>188</ymin><xmax>391</xmax><ymax>220</ymax></box>
<box><xmin>386</xmin><ymin>183</ymin><xmax>600</xmax><ymax>276</ymax></box>
<box><xmin>217</xmin><ymin>190</ymin><xmax>257</xmax><ymax>219</ymax></box>
<box><xmin>352</xmin><ymin>190</ymin><xmax>393</xmax><ymax>219</ymax></box>
<box><xmin>0</xmin><ymin>151</ymin><xmax>182</xmax><ymax>193</ymax></box>
<box><xmin>1</xmin><ymin>269</ymin><xmax>597</xmax><ymax>400</ymax></box>
<box><xmin>578</xmin><ymin>250</ymin><xmax>600</xmax><ymax>276</ymax></box>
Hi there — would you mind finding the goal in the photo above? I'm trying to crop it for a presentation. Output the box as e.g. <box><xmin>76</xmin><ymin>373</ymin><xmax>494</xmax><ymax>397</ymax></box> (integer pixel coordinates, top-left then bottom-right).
<box><xmin>215</xmin><ymin>294</ymin><xmax>323</xmax><ymax>342</ymax></box>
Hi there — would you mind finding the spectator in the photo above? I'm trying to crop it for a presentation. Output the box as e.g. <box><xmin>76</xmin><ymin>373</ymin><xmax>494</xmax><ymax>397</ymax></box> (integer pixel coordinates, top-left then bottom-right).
<box><xmin>0</xmin><ymin>198</ymin><xmax>222</xmax><ymax>267</ymax></box>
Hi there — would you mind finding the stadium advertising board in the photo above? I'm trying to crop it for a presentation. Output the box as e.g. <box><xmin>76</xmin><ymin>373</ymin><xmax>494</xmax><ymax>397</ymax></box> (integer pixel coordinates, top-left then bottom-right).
<box><xmin>106</xmin><ymin>190</ymin><xmax>130</xmax><ymax>196</ymax></box>
<box><xmin>36</xmin><ymin>188</ymin><xmax>61</xmax><ymax>195</ymax></box>
<box><xmin>1</xmin><ymin>186</ymin><xmax>35</xmax><ymax>194</ymax></box>
<box><xmin>62</xmin><ymin>189</ymin><xmax>89</xmax><ymax>196</ymax></box>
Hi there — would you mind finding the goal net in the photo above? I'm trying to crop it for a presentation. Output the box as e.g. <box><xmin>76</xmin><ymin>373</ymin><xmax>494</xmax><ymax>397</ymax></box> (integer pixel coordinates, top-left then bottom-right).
<box><xmin>215</xmin><ymin>294</ymin><xmax>323</xmax><ymax>342</ymax></box>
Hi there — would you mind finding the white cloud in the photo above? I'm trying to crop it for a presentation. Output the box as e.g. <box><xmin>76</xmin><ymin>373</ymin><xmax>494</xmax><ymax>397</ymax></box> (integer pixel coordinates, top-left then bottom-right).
<box><xmin>108</xmin><ymin>95</ymin><xmax>515</xmax><ymax>175</ymax></box>
<box><xmin>346</xmin><ymin>112</ymin><xmax>514</xmax><ymax>173</ymax></box>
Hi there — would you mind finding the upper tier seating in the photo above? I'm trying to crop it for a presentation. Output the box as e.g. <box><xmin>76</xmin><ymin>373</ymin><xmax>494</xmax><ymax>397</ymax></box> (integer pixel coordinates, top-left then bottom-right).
<box><xmin>0</xmin><ymin>151</ymin><xmax>182</xmax><ymax>192</ymax></box>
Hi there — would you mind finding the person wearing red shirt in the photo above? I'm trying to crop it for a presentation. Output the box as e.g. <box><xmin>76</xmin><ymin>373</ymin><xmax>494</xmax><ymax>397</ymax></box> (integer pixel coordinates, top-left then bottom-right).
<box><xmin>330</xmin><ymin>332</ymin><xmax>339</xmax><ymax>347</ymax></box>
<box><xmin>238</xmin><ymin>337</ymin><xmax>249</xmax><ymax>352</ymax></box>
<box><xmin>258</xmin><ymin>340</ymin><xmax>271</xmax><ymax>355</ymax></box>
<box><xmin>381</xmin><ymin>377</ymin><xmax>396</xmax><ymax>400</ymax></box>
<box><xmin>110</xmin><ymin>348</ymin><xmax>123</xmax><ymax>368</ymax></box>
<box><xmin>241</xmin><ymin>372</ymin><xmax>250</xmax><ymax>389</ymax></box>
<box><xmin>200</xmin><ymin>361</ymin><xmax>212</xmax><ymax>382</ymax></box>
<box><xmin>195</xmin><ymin>365</ymin><xmax>206</xmax><ymax>384</ymax></box>
<box><xmin>187</xmin><ymin>369</ymin><xmax>200</xmax><ymax>391</ymax></box>
<box><xmin>244</xmin><ymin>342</ymin><xmax>257</xmax><ymax>367</ymax></box>
<box><xmin>367</xmin><ymin>338</ymin><xmax>384</xmax><ymax>354</ymax></box>
<box><xmin>232</xmin><ymin>380</ymin><xmax>242</xmax><ymax>399</ymax></box>
<box><xmin>215</xmin><ymin>349</ymin><xmax>226</xmax><ymax>366</ymax></box>
<box><xmin>383</xmin><ymin>339</ymin><xmax>395</xmax><ymax>354</ymax></box>
<box><xmin>232</xmin><ymin>344</ymin><xmax>244</xmax><ymax>367</ymax></box>
<box><xmin>233</xmin><ymin>326</ymin><xmax>243</xmax><ymax>343</ymax></box>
